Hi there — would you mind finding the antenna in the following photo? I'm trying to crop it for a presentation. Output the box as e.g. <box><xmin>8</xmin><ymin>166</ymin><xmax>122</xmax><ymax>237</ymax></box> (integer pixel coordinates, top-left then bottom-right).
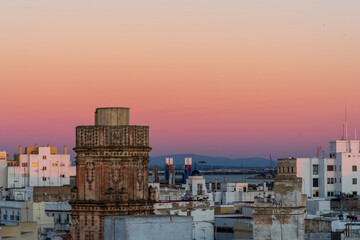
<box><xmin>355</xmin><ymin>128</ymin><xmax>357</xmax><ymax>140</ymax></box>
<box><xmin>345</xmin><ymin>105</ymin><xmax>348</xmax><ymax>140</ymax></box>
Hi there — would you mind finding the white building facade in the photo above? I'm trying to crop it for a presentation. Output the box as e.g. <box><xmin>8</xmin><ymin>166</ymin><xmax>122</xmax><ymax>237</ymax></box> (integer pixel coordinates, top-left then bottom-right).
<box><xmin>7</xmin><ymin>145</ymin><xmax>75</xmax><ymax>188</ymax></box>
<box><xmin>0</xmin><ymin>151</ymin><xmax>8</xmax><ymax>188</ymax></box>
<box><xmin>0</xmin><ymin>200</ymin><xmax>54</xmax><ymax>231</ymax></box>
<box><xmin>214</xmin><ymin>182</ymin><xmax>273</xmax><ymax>204</ymax></box>
<box><xmin>184</xmin><ymin>170</ymin><xmax>212</xmax><ymax>200</ymax></box>
<box><xmin>296</xmin><ymin>140</ymin><xmax>360</xmax><ymax>199</ymax></box>
<box><xmin>154</xmin><ymin>170</ymin><xmax>215</xmax><ymax>240</ymax></box>
<box><xmin>154</xmin><ymin>201</ymin><xmax>215</xmax><ymax>240</ymax></box>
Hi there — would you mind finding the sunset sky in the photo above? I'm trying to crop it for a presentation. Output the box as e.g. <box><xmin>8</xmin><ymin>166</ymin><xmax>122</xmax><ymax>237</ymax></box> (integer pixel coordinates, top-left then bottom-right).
<box><xmin>1</xmin><ymin>0</ymin><xmax>360</xmax><ymax>160</ymax></box>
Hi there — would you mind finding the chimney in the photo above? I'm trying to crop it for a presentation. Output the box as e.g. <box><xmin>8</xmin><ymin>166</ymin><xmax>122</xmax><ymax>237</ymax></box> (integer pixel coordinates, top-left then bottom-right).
<box><xmin>19</xmin><ymin>145</ymin><xmax>22</xmax><ymax>155</ymax></box>
<box><xmin>64</xmin><ymin>145</ymin><xmax>67</xmax><ymax>154</ymax></box>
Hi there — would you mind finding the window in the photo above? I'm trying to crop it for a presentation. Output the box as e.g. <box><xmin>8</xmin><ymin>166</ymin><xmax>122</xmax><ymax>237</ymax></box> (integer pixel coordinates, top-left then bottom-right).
<box><xmin>52</xmin><ymin>163</ymin><xmax>58</xmax><ymax>167</ymax></box>
<box><xmin>313</xmin><ymin>190</ymin><xmax>319</xmax><ymax>197</ymax></box>
<box><xmin>60</xmin><ymin>174</ymin><xmax>65</xmax><ymax>178</ymax></box>
<box><xmin>327</xmin><ymin>191</ymin><xmax>334</xmax><ymax>197</ymax></box>
<box><xmin>21</xmin><ymin>163</ymin><xmax>27</xmax><ymax>167</ymax></box>
<box><xmin>327</xmin><ymin>178</ymin><xmax>334</xmax><ymax>184</ymax></box>
<box><xmin>42</xmin><ymin>156</ymin><xmax>46</xmax><ymax>160</ymax></box>
<box><xmin>353</xmin><ymin>166</ymin><xmax>357</xmax><ymax>172</ymax></box>
<box><xmin>42</xmin><ymin>166</ymin><xmax>47</xmax><ymax>170</ymax></box>
<box><xmin>313</xmin><ymin>165</ymin><xmax>319</xmax><ymax>175</ymax></box>
<box><xmin>353</xmin><ymin>191</ymin><xmax>358</xmax><ymax>196</ymax></box>
<box><xmin>340</xmin><ymin>165</ymin><xmax>342</xmax><ymax>171</ymax></box>
<box><xmin>353</xmin><ymin>178</ymin><xmax>357</xmax><ymax>185</ymax></box>
<box><xmin>313</xmin><ymin>178</ymin><xmax>319</xmax><ymax>187</ymax></box>
<box><xmin>85</xmin><ymin>231</ymin><xmax>94</xmax><ymax>240</ymax></box>
<box><xmin>327</xmin><ymin>165</ymin><xmax>334</xmax><ymax>171</ymax></box>
<box><xmin>335</xmin><ymin>178</ymin><xmax>337</xmax><ymax>183</ymax></box>
<box><xmin>32</xmin><ymin>163</ymin><xmax>38</xmax><ymax>167</ymax></box>
<box><xmin>42</xmin><ymin>177</ymin><xmax>47</xmax><ymax>181</ymax></box>
<box><xmin>340</xmin><ymin>178</ymin><xmax>342</xmax><ymax>183</ymax></box>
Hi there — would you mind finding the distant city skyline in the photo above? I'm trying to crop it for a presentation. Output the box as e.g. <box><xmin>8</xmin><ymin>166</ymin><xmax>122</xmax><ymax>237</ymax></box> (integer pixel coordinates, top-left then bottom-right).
<box><xmin>1</xmin><ymin>1</ymin><xmax>360</xmax><ymax>160</ymax></box>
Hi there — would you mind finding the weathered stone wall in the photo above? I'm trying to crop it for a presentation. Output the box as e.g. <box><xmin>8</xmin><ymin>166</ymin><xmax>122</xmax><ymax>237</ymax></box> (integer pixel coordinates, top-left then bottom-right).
<box><xmin>76</xmin><ymin>126</ymin><xmax>149</xmax><ymax>148</ymax></box>
<box><xmin>331</xmin><ymin>199</ymin><xmax>360</xmax><ymax>214</ymax></box>
<box><xmin>277</xmin><ymin>157</ymin><xmax>297</xmax><ymax>179</ymax></box>
<box><xmin>253</xmin><ymin>204</ymin><xmax>306</xmax><ymax>240</ymax></box>
<box><xmin>305</xmin><ymin>219</ymin><xmax>332</xmax><ymax>233</ymax></box>
<box><xmin>253</xmin><ymin>158</ymin><xmax>306</xmax><ymax>240</ymax></box>
<box><xmin>274</xmin><ymin>178</ymin><xmax>304</xmax><ymax>207</ymax></box>
<box><xmin>33</xmin><ymin>186</ymin><xmax>71</xmax><ymax>202</ymax></box>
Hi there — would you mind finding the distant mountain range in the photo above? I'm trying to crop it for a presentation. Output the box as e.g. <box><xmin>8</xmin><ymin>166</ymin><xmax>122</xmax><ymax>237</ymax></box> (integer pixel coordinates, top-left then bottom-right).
<box><xmin>150</xmin><ymin>154</ymin><xmax>274</xmax><ymax>169</ymax></box>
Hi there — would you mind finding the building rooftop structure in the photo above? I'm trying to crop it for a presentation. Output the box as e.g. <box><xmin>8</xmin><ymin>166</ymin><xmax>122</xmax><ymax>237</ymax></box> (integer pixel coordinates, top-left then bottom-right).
<box><xmin>296</xmin><ymin>138</ymin><xmax>360</xmax><ymax>199</ymax></box>
<box><xmin>214</xmin><ymin>182</ymin><xmax>273</xmax><ymax>204</ymax></box>
<box><xmin>2</xmin><ymin>144</ymin><xmax>75</xmax><ymax>188</ymax></box>
<box><xmin>190</xmin><ymin>169</ymin><xmax>201</xmax><ymax>177</ymax></box>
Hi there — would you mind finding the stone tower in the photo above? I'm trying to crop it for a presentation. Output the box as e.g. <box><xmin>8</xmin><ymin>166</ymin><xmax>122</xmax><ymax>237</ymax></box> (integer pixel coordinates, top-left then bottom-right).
<box><xmin>253</xmin><ymin>157</ymin><xmax>307</xmax><ymax>240</ymax></box>
<box><xmin>70</xmin><ymin>108</ymin><xmax>154</xmax><ymax>240</ymax></box>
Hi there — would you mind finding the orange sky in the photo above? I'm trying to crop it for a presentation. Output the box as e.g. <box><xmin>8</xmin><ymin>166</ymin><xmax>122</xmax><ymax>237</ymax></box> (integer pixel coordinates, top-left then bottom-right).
<box><xmin>1</xmin><ymin>0</ymin><xmax>360</xmax><ymax>159</ymax></box>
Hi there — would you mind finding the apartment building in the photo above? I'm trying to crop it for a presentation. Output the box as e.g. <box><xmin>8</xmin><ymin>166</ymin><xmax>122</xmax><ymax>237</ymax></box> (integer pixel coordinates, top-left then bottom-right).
<box><xmin>5</xmin><ymin>144</ymin><xmax>75</xmax><ymax>188</ymax></box>
<box><xmin>294</xmin><ymin>140</ymin><xmax>360</xmax><ymax>199</ymax></box>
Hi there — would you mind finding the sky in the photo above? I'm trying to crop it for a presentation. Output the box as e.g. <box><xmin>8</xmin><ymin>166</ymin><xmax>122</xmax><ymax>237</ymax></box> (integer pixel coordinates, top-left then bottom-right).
<box><xmin>1</xmin><ymin>0</ymin><xmax>360</xmax><ymax>160</ymax></box>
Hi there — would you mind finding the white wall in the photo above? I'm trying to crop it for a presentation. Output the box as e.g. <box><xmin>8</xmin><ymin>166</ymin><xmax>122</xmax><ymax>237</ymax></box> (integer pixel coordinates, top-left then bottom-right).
<box><xmin>306</xmin><ymin>199</ymin><xmax>330</xmax><ymax>215</ymax></box>
<box><xmin>0</xmin><ymin>152</ymin><xmax>7</xmax><ymax>188</ymax></box>
<box><xmin>297</xmin><ymin>140</ymin><xmax>360</xmax><ymax>199</ymax></box>
<box><xmin>154</xmin><ymin>201</ymin><xmax>214</xmax><ymax>240</ymax></box>
<box><xmin>0</xmin><ymin>200</ymin><xmax>54</xmax><ymax>232</ymax></box>
<box><xmin>7</xmin><ymin>147</ymin><xmax>75</xmax><ymax>188</ymax></box>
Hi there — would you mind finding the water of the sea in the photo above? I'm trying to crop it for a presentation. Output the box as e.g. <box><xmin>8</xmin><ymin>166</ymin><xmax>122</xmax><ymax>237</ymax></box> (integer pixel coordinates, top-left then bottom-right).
<box><xmin>152</xmin><ymin>174</ymin><xmax>273</xmax><ymax>184</ymax></box>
